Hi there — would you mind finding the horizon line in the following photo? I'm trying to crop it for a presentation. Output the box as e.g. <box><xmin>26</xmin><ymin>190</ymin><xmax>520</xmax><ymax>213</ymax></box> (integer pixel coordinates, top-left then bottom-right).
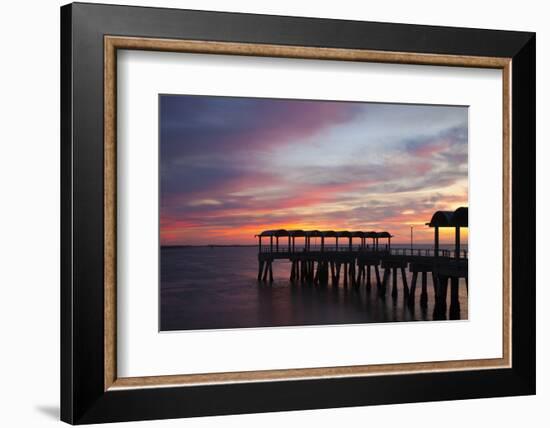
<box><xmin>160</xmin><ymin>242</ymin><xmax>465</xmax><ymax>248</ymax></box>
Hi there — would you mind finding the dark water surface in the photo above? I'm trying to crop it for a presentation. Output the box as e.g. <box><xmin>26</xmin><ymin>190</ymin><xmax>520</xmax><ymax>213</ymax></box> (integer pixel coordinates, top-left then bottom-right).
<box><xmin>160</xmin><ymin>246</ymin><xmax>468</xmax><ymax>331</ymax></box>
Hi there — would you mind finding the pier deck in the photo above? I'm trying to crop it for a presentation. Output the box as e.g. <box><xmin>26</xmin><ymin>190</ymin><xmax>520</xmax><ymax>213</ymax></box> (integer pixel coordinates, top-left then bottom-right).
<box><xmin>255</xmin><ymin>207</ymin><xmax>468</xmax><ymax>318</ymax></box>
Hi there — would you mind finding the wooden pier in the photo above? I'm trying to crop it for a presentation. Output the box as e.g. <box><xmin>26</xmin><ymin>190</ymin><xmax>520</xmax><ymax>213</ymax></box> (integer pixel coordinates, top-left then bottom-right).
<box><xmin>255</xmin><ymin>207</ymin><xmax>468</xmax><ymax>319</ymax></box>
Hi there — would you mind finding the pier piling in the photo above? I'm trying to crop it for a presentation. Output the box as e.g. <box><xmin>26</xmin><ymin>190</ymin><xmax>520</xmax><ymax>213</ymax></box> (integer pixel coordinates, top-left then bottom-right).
<box><xmin>392</xmin><ymin>267</ymin><xmax>398</xmax><ymax>298</ymax></box>
<box><xmin>409</xmin><ymin>271</ymin><xmax>418</xmax><ymax>306</ymax></box>
<box><xmin>254</xmin><ymin>215</ymin><xmax>468</xmax><ymax>317</ymax></box>
<box><xmin>366</xmin><ymin>265</ymin><xmax>372</xmax><ymax>290</ymax></box>
<box><xmin>420</xmin><ymin>272</ymin><xmax>428</xmax><ymax>307</ymax></box>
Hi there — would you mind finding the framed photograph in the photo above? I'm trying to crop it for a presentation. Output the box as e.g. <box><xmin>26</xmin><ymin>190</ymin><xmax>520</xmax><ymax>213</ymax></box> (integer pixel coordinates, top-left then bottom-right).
<box><xmin>61</xmin><ymin>2</ymin><xmax>535</xmax><ymax>424</ymax></box>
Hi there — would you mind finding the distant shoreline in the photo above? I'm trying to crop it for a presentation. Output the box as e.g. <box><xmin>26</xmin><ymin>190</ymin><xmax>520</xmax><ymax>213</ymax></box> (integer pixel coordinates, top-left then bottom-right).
<box><xmin>162</xmin><ymin>244</ymin><xmax>257</xmax><ymax>248</ymax></box>
<box><xmin>161</xmin><ymin>243</ymin><xmax>466</xmax><ymax>248</ymax></box>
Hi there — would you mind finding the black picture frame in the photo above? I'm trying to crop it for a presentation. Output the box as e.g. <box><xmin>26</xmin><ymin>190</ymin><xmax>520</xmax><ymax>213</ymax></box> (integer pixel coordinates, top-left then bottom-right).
<box><xmin>61</xmin><ymin>2</ymin><xmax>535</xmax><ymax>424</ymax></box>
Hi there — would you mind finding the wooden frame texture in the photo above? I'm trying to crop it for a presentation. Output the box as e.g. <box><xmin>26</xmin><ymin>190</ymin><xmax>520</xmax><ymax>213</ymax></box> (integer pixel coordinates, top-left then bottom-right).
<box><xmin>61</xmin><ymin>2</ymin><xmax>535</xmax><ymax>424</ymax></box>
<box><xmin>104</xmin><ymin>35</ymin><xmax>512</xmax><ymax>390</ymax></box>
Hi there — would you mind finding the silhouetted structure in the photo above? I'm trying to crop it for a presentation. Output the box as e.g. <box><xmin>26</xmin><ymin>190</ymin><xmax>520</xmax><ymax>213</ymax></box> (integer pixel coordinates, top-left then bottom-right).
<box><xmin>255</xmin><ymin>207</ymin><xmax>468</xmax><ymax>320</ymax></box>
<box><xmin>424</xmin><ymin>206</ymin><xmax>468</xmax><ymax>319</ymax></box>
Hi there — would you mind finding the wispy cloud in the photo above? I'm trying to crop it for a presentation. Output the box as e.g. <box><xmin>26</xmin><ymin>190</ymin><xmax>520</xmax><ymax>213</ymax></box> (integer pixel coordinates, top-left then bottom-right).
<box><xmin>160</xmin><ymin>95</ymin><xmax>468</xmax><ymax>245</ymax></box>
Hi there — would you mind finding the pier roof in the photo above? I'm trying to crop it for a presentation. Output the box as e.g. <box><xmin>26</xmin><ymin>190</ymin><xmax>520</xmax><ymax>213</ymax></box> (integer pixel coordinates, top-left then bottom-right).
<box><xmin>255</xmin><ymin>229</ymin><xmax>392</xmax><ymax>237</ymax></box>
<box><xmin>426</xmin><ymin>207</ymin><xmax>468</xmax><ymax>228</ymax></box>
<box><xmin>453</xmin><ymin>207</ymin><xmax>468</xmax><ymax>226</ymax></box>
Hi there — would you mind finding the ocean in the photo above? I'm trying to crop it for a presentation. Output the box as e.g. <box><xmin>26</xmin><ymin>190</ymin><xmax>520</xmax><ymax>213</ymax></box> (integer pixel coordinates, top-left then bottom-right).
<box><xmin>160</xmin><ymin>245</ymin><xmax>468</xmax><ymax>331</ymax></box>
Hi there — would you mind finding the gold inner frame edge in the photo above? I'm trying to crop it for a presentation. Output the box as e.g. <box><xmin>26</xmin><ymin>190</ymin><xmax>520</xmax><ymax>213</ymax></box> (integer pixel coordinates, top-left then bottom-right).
<box><xmin>104</xmin><ymin>35</ymin><xmax>512</xmax><ymax>391</ymax></box>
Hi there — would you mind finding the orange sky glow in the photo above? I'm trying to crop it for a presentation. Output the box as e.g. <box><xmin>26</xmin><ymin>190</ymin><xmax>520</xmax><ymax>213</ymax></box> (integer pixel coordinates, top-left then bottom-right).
<box><xmin>160</xmin><ymin>96</ymin><xmax>468</xmax><ymax>246</ymax></box>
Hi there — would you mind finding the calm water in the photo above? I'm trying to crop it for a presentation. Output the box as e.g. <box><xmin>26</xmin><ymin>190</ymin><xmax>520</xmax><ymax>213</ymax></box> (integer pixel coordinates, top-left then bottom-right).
<box><xmin>160</xmin><ymin>246</ymin><xmax>468</xmax><ymax>331</ymax></box>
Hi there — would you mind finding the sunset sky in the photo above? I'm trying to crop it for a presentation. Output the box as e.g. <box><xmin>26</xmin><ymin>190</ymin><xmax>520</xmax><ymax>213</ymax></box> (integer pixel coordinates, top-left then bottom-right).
<box><xmin>160</xmin><ymin>95</ymin><xmax>468</xmax><ymax>246</ymax></box>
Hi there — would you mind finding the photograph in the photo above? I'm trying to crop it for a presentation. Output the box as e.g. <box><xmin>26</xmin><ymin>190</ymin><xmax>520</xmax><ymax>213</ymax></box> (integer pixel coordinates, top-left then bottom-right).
<box><xmin>54</xmin><ymin>1</ymin><xmax>536</xmax><ymax>424</ymax></box>
<box><xmin>159</xmin><ymin>94</ymin><xmax>469</xmax><ymax>331</ymax></box>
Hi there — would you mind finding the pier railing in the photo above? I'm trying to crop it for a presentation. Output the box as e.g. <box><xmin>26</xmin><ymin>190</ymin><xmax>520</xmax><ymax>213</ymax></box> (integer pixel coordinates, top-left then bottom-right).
<box><xmin>259</xmin><ymin>246</ymin><xmax>468</xmax><ymax>259</ymax></box>
<box><xmin>388</xmin><ymin>247</ymin><xmax>468</xmax><ymax>259</ymax></box>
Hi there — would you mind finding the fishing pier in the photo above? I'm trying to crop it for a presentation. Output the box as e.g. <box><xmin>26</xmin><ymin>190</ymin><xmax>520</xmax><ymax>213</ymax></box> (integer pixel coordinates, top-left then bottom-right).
<box><xmin>255</xmin><ymin>207</ymin><xmax>468</xmax><ymax>319</ymax></box>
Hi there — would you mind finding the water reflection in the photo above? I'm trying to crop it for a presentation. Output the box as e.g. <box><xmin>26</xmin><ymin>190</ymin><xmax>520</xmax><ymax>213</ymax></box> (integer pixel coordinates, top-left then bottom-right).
<box><xmin>161</xmin><ymin>246</ymin><xmax>468</xmax><ymax>331</ymax></box>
